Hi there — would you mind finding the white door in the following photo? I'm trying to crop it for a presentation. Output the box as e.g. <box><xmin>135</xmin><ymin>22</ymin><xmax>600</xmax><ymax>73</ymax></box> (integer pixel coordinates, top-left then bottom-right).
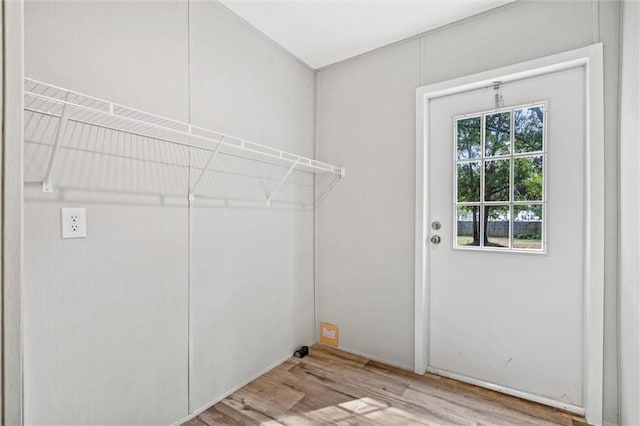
<box><xmin>427</xmin><ymin>66</ymin><xmax>586</xmax><ymax>410</ymax></box>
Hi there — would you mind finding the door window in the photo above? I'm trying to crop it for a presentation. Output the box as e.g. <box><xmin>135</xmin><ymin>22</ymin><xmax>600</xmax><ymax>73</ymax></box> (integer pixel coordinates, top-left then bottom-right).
<box><xmin>454</xmin><ymin>104</ymin><xmax>545</xmax><ymax>251</ymax></box>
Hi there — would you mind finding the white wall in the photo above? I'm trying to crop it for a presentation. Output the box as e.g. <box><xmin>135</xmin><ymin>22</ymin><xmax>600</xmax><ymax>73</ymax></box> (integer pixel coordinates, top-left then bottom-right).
<box><xmin>316</xmin><ymin>38</ymin><xmax>421</xmax><ymax>369</ymax></box>
<box><xmin>23</xmin><ymin>0</ymin><xmax>315</xmax><ymax>424</ymax></box>
<box><xmin>3</xmin><ymin>0</ymin><xmax>25</xmax><ymax>424</ymax></box>
<box><xmin>619</xmin><ymin>1</ymin><xmax>640</xmax><ymax>424</ymax></box>
<box><xmin>316</xmin><ymin>1</ymin><xmax>621</xmax><ymax>423</ymax></box>
<box><xmin>187</xmin><ymin>1</ymin><xmax>316</xmax><ymax>413</ymax></box>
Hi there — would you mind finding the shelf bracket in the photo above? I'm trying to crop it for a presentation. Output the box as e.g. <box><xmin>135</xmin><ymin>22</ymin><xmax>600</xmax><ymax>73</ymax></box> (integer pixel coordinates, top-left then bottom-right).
<box><xmin>266</xmin><ymin>158</ymin><xmax>300</xmax><ymax>206</ymax></box>
<box><xmin>42</xmin><ymin>96</ymin><xmax>71</xmax><ymax>192</ymax></box>
<box><xmin>188</xmin><ymin>141</ymin><xmax>223</xmax><ymax>201</ymax></box>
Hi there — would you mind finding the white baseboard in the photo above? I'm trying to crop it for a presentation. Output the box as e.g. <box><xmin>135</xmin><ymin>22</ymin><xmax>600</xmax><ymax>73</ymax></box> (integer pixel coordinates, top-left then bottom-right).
<box><xmin>321</xmin><ymin>345</ymin><xmax>599</xmax><ymax>424</ymax></box>
<box><xmin>603</xmin><ymin>421</ymin><xmax>617</xmax><ymax>426</ymax></box>
<box><xmin>172</xmin><ymin>351</ymin><xmax>296</xmax><ymax>425</ymax></box>
<box><xmin>333</xmin><ymin>344</ymin><xmax>414</xmax><ymax>371</ymax></box>
<box><xmin>427</xmin><ymin>366</ymin><xmax>584</xmax><ymax>416</ymax></box>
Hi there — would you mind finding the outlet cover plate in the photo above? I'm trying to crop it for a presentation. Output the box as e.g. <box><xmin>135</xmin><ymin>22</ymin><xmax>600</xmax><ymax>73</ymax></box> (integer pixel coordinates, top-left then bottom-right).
<box><xmin>61</xmin><ymin>208</ymin><xmax>87</xmax><ymax>239</ymax></box>
<box><xmin>319</xmin><ymin>322</ymin><xmax>339</xmax><ymax>347</ymax></box>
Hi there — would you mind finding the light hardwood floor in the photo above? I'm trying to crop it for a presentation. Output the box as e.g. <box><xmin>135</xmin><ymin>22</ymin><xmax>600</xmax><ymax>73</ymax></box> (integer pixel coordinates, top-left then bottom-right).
<box><xmin>183</xmin><ymin>344</ymin><xmax>588</xmax><ymax>425</ymax></box>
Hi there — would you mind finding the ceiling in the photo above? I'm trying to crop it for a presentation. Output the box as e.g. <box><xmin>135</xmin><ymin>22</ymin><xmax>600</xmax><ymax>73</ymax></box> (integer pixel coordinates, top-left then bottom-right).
<box><xmin>219</xmin><ymin>0</ymin><xmax>516</xmax><ymax>69</ymax></box>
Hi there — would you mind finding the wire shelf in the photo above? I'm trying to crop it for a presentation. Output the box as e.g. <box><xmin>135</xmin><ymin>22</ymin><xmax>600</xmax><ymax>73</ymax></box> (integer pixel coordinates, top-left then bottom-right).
<box><xmin>24</xmin><ymin>78</ymin><xmax>345</xmax><ymax>202</ymax></box>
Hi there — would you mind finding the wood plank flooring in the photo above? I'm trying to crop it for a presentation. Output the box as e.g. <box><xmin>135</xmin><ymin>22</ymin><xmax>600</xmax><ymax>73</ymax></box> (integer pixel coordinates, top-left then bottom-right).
<box><xmin>183</xmin><ymin>345</ymin><xmax>588</xmax><ymax>426</ymax></box>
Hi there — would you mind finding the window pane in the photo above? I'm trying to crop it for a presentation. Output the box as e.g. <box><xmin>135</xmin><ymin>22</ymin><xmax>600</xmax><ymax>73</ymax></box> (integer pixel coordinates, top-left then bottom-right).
<box><xmin>514</xmin><ymin>156</ymin><xmax>543</xmax><ymax>201</ymax></box>
<box><xmin>456</xmin><ymin>206</ymin><xmax>480</xmax><ymax>247</ymax></box>
<box><xmin>485</xmin><ymin>205</ymin><xmax>510</xmax><ymax>248</ymax></box>
<box><xmin>484</xmin><ymin>159</ymin><xmax>510</xmax><ymax>202</ymax></box>
<box><xmin>514</xmin><ymin>106</ymin><xmax>544</xmax><ymax>153</ymax></box>
<box><xmin>513</xmin><ymin>205</ymin><xmax>543</xmax><ymax>250</ymax></box>
<box><xmin>457</xmin><ymin>162</ymin><xmax>480</xmax><ymax>202</ymax></box>
<box><xmin>485</xmin><ymin>112</ymin><xmax>511</xmax><ymax>156</ymax></box>
<box><xmin>457</xmin><ymin>117</ymin><xmax>481</xmax><ymax>160</ymax></box>
<box><xmin>453</xmin><ymin>104</ymin><xmax>546</xmax><ymax>253</ymax></box>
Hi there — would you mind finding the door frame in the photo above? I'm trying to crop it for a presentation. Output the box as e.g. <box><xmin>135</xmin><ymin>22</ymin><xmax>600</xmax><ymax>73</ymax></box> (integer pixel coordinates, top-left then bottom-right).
<box><xmin>414</xmin><ymin>44</ymin><xmax>604</xmax><ymax>424</ymax></box>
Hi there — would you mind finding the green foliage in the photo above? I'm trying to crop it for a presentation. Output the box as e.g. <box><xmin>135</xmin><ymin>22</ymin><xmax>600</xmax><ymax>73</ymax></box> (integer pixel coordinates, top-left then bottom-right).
<box><xmin>484</xmin><ymin>159</ymin><xmax>510</xmax><ymax>202</ymax></box>
<box><xmin>457</xmin><ymin>117</ymin><xmax>481</xmax><ymax>160</ymax></box>
<box><xmin>457</xmin><ymin>162</ymin><xmax>480</xmax><ymax>202</ymax></box>
<box><xmin>455</xmin><ymin>105</ymin><xmax>545</xmax><ymax>246</ymax></box>
<box><xmin>514</xmin><ymin>156</ymin><xmax>543</xmax><ymax>201</ymax></box>
<box><xmin>516</xmin><ymin>233</ymin><xmax>542</xmax><ymax>240</ymax></box>
<box><xmin>515</xmin><ymin>106</ymin><xmax>544</xmax><ymax>153</ymax></box>
<box><xmin>485</xmin><ymin>112</ymin><xmax>510</xmax><ymax>156</ymax></box>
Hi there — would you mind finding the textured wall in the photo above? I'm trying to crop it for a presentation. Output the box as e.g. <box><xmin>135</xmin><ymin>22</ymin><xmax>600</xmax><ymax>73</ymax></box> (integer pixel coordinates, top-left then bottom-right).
<box><xmin>316</xmin><ymin>1</ymin><xmax>620</xmax><ymax>423</ymax></box>
<box><xmin>619</xmin><ymin>1</ymin><xmax>640</xmax><ymax>424</ymax></box>
<box><xmin>187</xmin><ymin>1</ymin><xmax>316</xmax><ymax>413</ymax></box>
<box><xmin>23</xmin><ymin>0</ymin><xmax>315</xmax><ymax>424</ymax></box>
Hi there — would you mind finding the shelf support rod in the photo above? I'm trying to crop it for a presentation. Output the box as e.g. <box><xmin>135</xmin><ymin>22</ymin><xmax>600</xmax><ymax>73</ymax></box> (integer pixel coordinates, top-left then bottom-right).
<box><xmin>266</xmin><ymin>158</ymin><xmax>300</xmax><ymax>206</ymax></box>
<box><xmin>188</xmin><ymin>141</ymin><xmax>223</xmax><ymax>201</ymax></box>
<box><xmin>42</xmin><ymin>95</ymin><xmax>71</xmax><ymax>192</ymax></box>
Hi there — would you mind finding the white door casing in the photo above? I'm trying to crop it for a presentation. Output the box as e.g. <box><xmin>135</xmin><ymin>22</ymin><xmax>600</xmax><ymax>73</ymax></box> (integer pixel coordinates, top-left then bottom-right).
<box><xmin>414</xmin><ymin>44</ymin><xmax>604</xmax><ymax>425</ymax></box>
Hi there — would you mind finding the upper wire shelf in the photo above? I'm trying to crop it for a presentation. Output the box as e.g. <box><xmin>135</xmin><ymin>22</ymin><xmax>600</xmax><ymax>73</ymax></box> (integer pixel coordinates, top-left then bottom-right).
<box><xmin>24</xmin><ymin>77</ymin><xmax>345</xmax><ymax>204</ymax></box>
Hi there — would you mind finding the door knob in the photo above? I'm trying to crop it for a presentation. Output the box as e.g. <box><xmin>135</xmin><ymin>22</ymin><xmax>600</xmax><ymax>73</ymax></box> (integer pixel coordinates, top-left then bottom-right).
<box><xmin>430</xmin><ymin>235</ymin><xmax>441</xmax><ymax>244</ymax></box>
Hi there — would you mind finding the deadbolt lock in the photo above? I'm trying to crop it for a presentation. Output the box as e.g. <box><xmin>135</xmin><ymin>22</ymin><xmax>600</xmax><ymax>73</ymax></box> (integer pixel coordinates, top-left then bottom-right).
<box><xmin>431</xmin><ymin>221</ymin><xmax>441</xmax><ymax>230</ymax></box>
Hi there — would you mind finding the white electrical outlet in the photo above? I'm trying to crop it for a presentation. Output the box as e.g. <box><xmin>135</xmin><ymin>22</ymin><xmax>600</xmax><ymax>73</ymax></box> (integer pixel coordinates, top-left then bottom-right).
<box><xmin>61</xmin><ymin>208</ymin><xmax>87</xmax><ymax>239</ymax></box>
